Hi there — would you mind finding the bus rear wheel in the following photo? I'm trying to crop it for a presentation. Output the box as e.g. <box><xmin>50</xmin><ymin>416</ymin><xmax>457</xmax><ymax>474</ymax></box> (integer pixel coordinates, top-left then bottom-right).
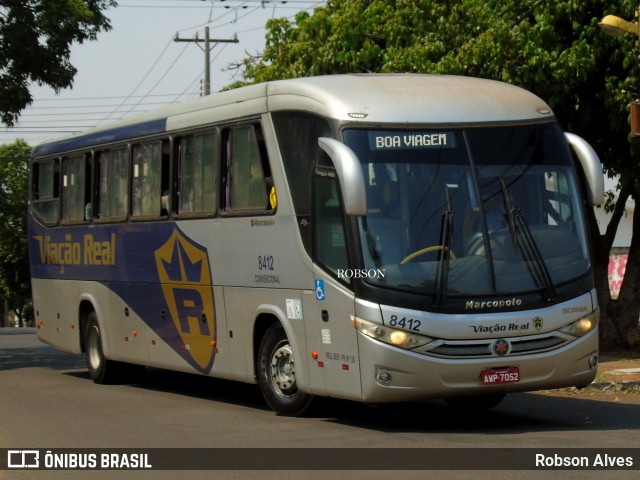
<box><xmin>257</xmin><ymin>323</ymin><xmax>313</xmax><ymax>416</ymax></box>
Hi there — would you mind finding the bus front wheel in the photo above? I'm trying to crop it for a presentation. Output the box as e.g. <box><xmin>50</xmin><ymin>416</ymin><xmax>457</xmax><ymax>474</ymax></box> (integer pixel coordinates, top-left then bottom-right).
<box><xmin>85</xmin><ymin>312</ymin><xmax>143</xmax><ymax>384</ymax></box>
<box><xmin>257</xmin><ymin>323</ymin><xmax>313</xmax><ymax>416</ymax></box>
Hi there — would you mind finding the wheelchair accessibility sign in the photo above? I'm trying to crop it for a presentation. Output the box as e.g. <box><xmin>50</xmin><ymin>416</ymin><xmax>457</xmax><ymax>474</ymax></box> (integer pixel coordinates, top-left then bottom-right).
<box><xmin>315</xmin><ymin>279</ymin><xmax>326</xmax><ymax>301</ymax></box>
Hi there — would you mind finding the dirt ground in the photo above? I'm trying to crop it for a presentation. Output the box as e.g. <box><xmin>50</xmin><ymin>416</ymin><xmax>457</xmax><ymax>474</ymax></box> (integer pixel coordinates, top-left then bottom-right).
<box><xmin>535</xmin><ymin>350</ymin><xmax>640</xmax><ymax>403</ymax></box>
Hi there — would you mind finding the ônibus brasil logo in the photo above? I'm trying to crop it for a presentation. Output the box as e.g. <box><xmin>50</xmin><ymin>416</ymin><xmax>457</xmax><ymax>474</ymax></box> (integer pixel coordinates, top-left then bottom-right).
<box><xmin>154</xmin><ymin>229</ymin><xmax>216</xmax><ymax>374</ymax></box>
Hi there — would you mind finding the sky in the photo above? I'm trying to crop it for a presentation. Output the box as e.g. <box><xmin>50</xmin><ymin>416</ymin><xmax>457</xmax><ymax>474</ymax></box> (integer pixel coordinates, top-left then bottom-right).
<box><xmin>0</xmin><ymin>0</ymin><xmax>630</xmax><ymax>241</ymax></box>
<box><xmin>1</xmin><ymin>0</ymin><xmax>325</xmax><ymax>147</ymax></box>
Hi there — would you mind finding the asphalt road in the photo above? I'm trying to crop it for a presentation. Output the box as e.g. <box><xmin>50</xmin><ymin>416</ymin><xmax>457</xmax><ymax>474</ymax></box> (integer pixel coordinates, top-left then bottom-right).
<box><xmin>0</xmin><ymin>328</ymin><xmax>638</xmax><ymax>480</ymax></box>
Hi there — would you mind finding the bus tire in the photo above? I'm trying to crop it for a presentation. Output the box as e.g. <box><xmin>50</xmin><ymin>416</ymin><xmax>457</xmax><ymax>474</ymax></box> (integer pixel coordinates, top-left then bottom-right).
<box><xmin>85</xmin><ymin>312</ymin><xmax>131</xmax><ymax>384</ymax></box>
<box><xmin>257</xmin><ymin>323</ymin><xmax>313</xmax><ymax>416</ymax></box>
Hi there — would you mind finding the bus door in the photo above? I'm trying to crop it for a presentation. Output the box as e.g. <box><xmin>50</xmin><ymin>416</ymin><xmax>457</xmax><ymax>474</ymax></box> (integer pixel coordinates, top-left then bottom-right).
<box><xmin>307</xmin><ymin>169</ymin><xmax>362</xmax><ymax>400</ymax></box>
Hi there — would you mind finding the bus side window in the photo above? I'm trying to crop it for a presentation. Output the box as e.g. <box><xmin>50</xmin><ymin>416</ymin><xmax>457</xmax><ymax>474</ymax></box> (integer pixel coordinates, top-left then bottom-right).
<box><xmin>272</xmin><ymin>111</ymin><xmax>333</xmax><ymax>257</ymax></box>
<box><xmin>175</xmin><ymin>131</ymin><xmax>218</xmax><ymax>215</ymax></box>
<box><xmin>222</xmin><ymin>124</ymin><xmax>273</xmax><ymax>213</ymax></box>
<box><xmin>96</xmin><ymin>147</ymin><xmax>129</xmax><ymax>221</ymax></box>
<box><xmin>31</xmin><ymin>159</ymin><xmax>60</xmax><ymax>225</ymax></box>
<box><xmin>132</xmin><ymin>141</ymin><xmax>167</xmax><ymax>218</ymax></box>
<box><xmin>61</xmin><ymin>153</ymin><xmax>90</xmax><ymax>224</ymax></box>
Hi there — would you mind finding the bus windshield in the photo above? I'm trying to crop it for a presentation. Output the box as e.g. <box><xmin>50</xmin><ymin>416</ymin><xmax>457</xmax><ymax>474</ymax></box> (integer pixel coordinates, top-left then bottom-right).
<box><xmin>343</xmin><ymin>123</ymin><xmax>589</xmax><ymax>300</ymax></box>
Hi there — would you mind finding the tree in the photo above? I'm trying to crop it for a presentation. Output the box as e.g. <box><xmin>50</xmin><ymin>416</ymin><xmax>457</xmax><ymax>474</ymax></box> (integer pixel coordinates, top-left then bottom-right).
<box><xmin>238</xmin><ymin>0</ymin><xmax>639</xmax><ymax>350</ymax></box>
<box><xmin>0</xmin><ymin>0</ymin><xmax>116</xmax><ymax>126</ymax></box>
<box><xmin>0</xmin><ymin>139</ymin><xmax>31</xmax><ymax>326</ymax></box>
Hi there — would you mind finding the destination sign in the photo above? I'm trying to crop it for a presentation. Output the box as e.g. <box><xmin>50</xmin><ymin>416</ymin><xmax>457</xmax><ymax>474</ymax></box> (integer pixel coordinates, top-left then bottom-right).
<box><xmin>368</xmin><ymin>131</ymin><xmax>456</xmax><ymax>150</ymax></box>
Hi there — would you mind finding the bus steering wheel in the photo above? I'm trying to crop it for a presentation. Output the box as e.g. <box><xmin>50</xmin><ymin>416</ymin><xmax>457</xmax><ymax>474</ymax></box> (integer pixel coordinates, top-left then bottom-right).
<box><xmin>400</xmin><ymin>245</ymin><xmax>457</xmax><ymax>264</ymax></box>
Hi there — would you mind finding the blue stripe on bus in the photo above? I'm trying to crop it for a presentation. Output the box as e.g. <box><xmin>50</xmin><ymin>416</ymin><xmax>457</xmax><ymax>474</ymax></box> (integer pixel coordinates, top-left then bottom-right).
<box><xmin>32</xmin><ymin>118</ymin><xmax>168</xmax><ymax>157</ymax></box>
<box><xmin>29</xmin><ymin>220</ymin><xmax>217</xmax><ymax>374</ymax></box>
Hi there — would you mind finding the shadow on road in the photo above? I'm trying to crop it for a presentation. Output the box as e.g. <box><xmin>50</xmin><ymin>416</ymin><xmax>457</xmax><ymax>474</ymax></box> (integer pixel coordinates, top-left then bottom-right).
<box><xmin>131</xmin><ymin>367</ymin><xmax>269</xmax><ymax>412</ymax></box>
<box><xmin>0</xmin><ymin>346</ymin><xmax>85</xmax><ymax>371</ymax></box>
<box><xmin>3</xmin><ymin>328</ymin><xmax>640</xmax><ymax>436</ymax></box>
<box><xmin>79</xmin><ymin>365</ymin><xmax>640</xmax><ymax>436</ymax></box>
<box><xmin>315</xmin><ymin>393</ymin><xmax>640</xmax><ymax>435</ymax></box>
<box><xmin>0</xmin><ymin>328</ymin><xmax>86</xmax><ymax>371</ymax></box>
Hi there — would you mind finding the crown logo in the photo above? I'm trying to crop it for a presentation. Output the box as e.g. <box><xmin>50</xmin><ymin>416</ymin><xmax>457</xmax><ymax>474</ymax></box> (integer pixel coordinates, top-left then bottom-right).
<box><xmin>154</xmin><ymin>228</ymin><xmax>216</xmax><ymax>373</ymax></box>
<box><xmin>156</xmin><ymin>230</ymin><xmax>207</xmax><ymax>284</ymax></box>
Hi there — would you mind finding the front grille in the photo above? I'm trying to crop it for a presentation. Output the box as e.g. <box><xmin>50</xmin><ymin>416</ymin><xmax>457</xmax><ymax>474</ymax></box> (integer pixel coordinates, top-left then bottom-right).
<box><xmin>510</xmin><ymin>336</ymin><xmax>565</xmax><ymax>353</ymax></box>
<box><xmin>429</xmin><ymin>344</ymin><xmax>492</xmax><ymax>357</ymax></box>
<box><xmin>418</xmin><ymin>334</ymin><xmax>569</xmax><ymax>358</ymax></box>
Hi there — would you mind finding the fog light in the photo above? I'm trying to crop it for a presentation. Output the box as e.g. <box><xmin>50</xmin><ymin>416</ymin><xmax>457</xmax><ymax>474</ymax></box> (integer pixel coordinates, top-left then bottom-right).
<box><xmin>376</xmin><ymin>369</ymin><xmax>392</xmax><ymax>385</ymax></box>
<box><xmin>589</xmin><ymin>355</ymin><xmax>598</xmax><ymax>370</ymax></box>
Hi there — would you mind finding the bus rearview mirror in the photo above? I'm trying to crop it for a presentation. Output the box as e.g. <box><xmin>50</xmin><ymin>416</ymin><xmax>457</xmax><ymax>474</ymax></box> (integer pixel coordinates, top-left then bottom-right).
<box><xmin>565</xmin><ymin>133</ymin><xmax>604</xmax><ymax>206</ymax></box>
<box><xmin>318</xmin><ymin>137</ymin><xmax>367</xmax><ymax>216</ymax></box>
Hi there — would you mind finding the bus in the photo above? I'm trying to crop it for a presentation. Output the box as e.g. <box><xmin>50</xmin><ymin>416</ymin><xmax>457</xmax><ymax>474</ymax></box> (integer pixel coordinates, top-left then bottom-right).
<box><xmin>28</xmin><ymin>74</ymin><xmax>604</xmax><ymax>415</ymax></box>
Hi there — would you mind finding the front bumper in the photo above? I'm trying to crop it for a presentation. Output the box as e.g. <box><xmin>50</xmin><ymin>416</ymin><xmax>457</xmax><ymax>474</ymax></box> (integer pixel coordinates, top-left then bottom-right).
<box><xmin>357</xmin><ymin>328</ymin><xmax>598</xmax><ymax>403</ymax></box>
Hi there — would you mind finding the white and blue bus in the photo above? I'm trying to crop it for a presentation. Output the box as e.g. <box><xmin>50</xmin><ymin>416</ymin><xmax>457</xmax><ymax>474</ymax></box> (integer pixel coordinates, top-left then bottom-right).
<box><xmin>29</xmin><ymin>74</ymin><xmax>604</xmax><ymax>415</ymax></box>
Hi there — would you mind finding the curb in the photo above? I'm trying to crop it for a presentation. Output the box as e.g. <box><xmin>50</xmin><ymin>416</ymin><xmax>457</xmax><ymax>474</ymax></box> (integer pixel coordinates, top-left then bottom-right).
<box><xmin>585</xmin><ymin>380</ymin><xmax>640</xmax><ymax>393</ymax></box>
<box><xmin>557</xmin><ymin>380</ymin><xmax>640</xmax><ymax>395</ymax></box>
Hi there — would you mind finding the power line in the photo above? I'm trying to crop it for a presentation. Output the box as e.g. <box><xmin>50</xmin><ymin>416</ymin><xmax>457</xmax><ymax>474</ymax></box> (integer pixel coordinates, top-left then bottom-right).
<box><xmin>2</xmin><ymin>1</ymin><xmax>327</xmax><ymax>145</ymax></box>
<box><xmin>27</xmin><ymin>94</ymin><xmax>186</xmax><ymax>102</ymax></box>
<box><xmin>5</xmin><ymin>126</ymin><xmax>99</xmax><ymax>130</ymax></box>
<box><xmin>97</xmin><ymin>37</ymin><xmax>176</xmax><ymax>124</ymax></box>
<box><xmin>117</xmin><ymin>1</ymin><xmax>318</xmax><ymax>7</ymax></box>
<box><xmin>17</xmin><ymin>104</ymin><xmax>178</xmax><ymax>114</ymax></box>
<box><xmin>118</xmin><ymin>41</ymin><xmax>193</xmax><ymax>116</ymax></box>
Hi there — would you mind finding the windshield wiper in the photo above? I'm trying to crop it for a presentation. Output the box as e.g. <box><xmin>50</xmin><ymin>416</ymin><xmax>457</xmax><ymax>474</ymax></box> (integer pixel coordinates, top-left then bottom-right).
<box><xmin>434</xmin><ymin>186</ymin><xmax>454</xmax><ymax>307</ymax></box>
<box><xmin>498</xmin><ymin>177</ymin><xmax>555</xmax><ymax>302</ymax></box>
<box><xmin>499</xmin><ymin>177</ymin><xmax>517</xmax><ymax>245</ymax></box>
<box><xmin>514</xmin><ymin>210</ymin><xmax>556</xmax><ymax>302</ymax></box>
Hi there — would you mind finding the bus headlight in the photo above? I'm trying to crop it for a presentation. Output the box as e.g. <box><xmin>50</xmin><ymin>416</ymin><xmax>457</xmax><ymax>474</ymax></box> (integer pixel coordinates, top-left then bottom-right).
<box><xmin>559</xmin><ymin>311</ymin><xmax>599</xmax><ymax>337</ymax></box>
<box><xmin>351</xmin><ymin>316</ymin><xmax>432</xmax><ymax>350</ymax></box>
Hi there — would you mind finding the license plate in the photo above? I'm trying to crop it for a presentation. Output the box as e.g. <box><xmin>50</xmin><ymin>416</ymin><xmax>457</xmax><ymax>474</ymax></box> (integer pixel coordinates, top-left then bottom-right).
<box><xmin>480</xmin><ymin>367</ymin><xmax>520</xmax><ymax>385</ymax></box>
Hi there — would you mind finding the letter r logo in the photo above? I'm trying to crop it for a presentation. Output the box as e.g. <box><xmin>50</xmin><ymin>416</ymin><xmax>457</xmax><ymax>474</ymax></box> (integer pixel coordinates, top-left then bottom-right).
<box><xmin>155</xmin><ymin>229</ymin><xmax>216</xmax><ymax>373</ymax></box>
<box><xmin>172</xmin><ymin>288</ymin><xmax>211</xmax><ymax>337</ymax></box>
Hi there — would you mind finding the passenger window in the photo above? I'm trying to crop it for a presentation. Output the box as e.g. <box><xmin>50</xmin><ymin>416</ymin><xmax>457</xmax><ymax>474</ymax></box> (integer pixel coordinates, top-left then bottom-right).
<box><xmin>176</xmin><ymin>132</ymin><xmax>218</xmax><ymax>215</ymax></box>
<box><xmin>314</xmin><ymin>172</ymin><xmax>349</xmax><ymax>281</ymax></box>
<box><xmin>96</xmin><ymin>147</ymin><xmax>129</xmax><ymax>221</ymax></box>
<box><xmin>31</xmin><ymin>159</ymin><xmax>60</xmax><ymax>225</ymax></box>
<box><xmin>61</xmin><ymin>154</ymin><xmax>90</xmax><ymax>223</ymax></box>
<box><xmin>132</xmin><ymin>142</ymin><xmax>164</xmax><ymax>218</ymax></box>
<box><xmin>223</xmin><ymin>124</ymin><xmax>273</xmax><ymax>212</ymax></box>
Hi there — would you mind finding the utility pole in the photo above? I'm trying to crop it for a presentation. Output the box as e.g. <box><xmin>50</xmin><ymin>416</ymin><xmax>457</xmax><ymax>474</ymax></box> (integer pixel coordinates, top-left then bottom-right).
<box><xmin>174</xmin><ymin>26</ymin><xmax>239</xmax><ymax>96</ymax></box>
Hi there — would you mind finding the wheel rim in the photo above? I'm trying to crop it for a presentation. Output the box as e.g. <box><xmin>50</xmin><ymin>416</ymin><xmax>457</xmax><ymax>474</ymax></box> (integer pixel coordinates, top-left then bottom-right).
<box><xmin>269</xmin><ymin>340</ymin><xmax>297</xmax><ymax>398</ymax></box>
<box><xmin>87</xmin><ymin>326</ymin><xmax>102</xmax><ymax>371</ymax></box>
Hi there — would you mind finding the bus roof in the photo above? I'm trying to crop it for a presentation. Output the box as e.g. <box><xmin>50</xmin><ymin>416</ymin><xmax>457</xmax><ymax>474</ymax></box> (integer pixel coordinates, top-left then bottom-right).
<box><xmin>32</xmin><ymin>74</ymin><xmax>554</xmax><ymax>158</ymax></box>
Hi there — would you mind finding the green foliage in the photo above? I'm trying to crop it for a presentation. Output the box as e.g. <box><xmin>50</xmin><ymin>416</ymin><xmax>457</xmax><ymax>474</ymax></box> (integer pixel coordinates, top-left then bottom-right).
<box><xmin>238</xmin><ymin>0</ymin><xmax>640</xmax><ymax>349</ymax></box>
<box><xmin>0</xmin><ymin>139</ymin><xmax>32</xmax><ymax>317</ymax></box>
<box><xmin>242</xmin><ymin>0</ymin><xmax>638</xmax><ymax>173</ymax></box>
<box><xmin>0</xmin><ymin>0</ymin><xmax>116</xmax><ymax>126</ymax></box>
